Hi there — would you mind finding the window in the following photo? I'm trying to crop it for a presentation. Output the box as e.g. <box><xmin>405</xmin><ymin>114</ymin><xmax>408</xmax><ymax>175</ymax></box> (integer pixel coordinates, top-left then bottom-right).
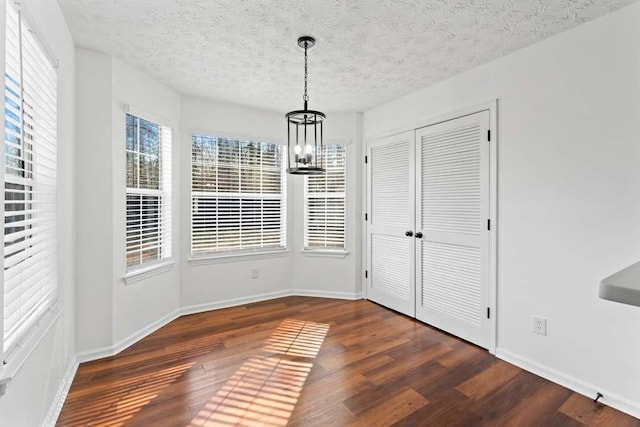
<box><xmin>191</xmin><ymin>135</ymin><xmax>286</xmax><ymax>255</ymax></box>
<box><xmin>3</xmin><ymin>0</ymin><xmax>57</xmax><ymax>356</ymax></box>
<box><xmin>125</xmin><ymin>113</ymin><xmax>172</xmax><ymax>269</ymax></box>
<box><xmin>304</xmin><ymin>145</ymin><xmax>346</xmax><ymax>250</ymax></box>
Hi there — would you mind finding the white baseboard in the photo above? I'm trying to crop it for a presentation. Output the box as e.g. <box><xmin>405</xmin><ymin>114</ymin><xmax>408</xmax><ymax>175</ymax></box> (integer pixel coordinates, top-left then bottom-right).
<box><xmin>111</xmin><ymin>309</ymin><xmax>180</xmax><ymax>357</ymax></box>
<box><xmin>180</xmin><ymin>289</ymin><xmax>362</xmax><ymax>316</ymax></box>
<box><xmin>43</xmin><ymin>356</ymin><xmax>78</xmax><ymax>427</ymax></box>
<box><xmin>76</xmin><ymin>289</ymin><xmax>362</xmax><ymax>363</ymax></box>
<box><xmin>77</xmin><ymin>309</ymin><xmax>180</xmax><ymax>363</ymax></box>
<box><xmin>496</xmin><ymin>349</ymin><xmax>640</xmax><ymax>420</ymax></box>
<box><xmin>290</xmin><ymin>289</ymin><xmax>363</xmax><ymax>300</ymax></box>
<box><xmin>179</xmin><ymin>290</ymin><xmax>292</xmax><ymax>316</ymax></box>
<box><xmin>75</xmin><ymin>343</ymin><xmax>115</xmax><ymax>363</ymax></box>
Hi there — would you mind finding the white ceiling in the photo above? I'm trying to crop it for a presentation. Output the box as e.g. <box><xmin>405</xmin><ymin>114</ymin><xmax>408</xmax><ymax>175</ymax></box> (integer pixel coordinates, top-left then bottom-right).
<box><xmin>58</xmin><ymin>0</ymin><xmax>636</xmax><ymax>112</ymax></box>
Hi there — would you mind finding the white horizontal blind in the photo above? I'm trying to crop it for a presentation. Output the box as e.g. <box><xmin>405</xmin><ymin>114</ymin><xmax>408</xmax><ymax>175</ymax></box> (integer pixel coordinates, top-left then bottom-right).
<box><xmin>304</xmin><ymin>144</ymin><xmax>345</xmax><ymax>249</ymax></box>
<box><xmin>3</xmin><ymin>0</ymin><xmax>58</xmax><ymax>355</ymax></box>
<box><xmin>191</xmin><ymin>135</ymin><xmax>286</xmax><ymax>254</ymax></box>
<box><xmin>125</xmin><ymin>114</ymin><xmax>172</xmax><ymax>268</ymax></box>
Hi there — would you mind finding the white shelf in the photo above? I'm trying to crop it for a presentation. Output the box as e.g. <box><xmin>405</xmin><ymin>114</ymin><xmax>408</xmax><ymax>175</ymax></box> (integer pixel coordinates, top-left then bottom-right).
<box><xmin>599</xmin><ymin>261</ymin><xmax>640</xmax><ymax>307</ymax></box>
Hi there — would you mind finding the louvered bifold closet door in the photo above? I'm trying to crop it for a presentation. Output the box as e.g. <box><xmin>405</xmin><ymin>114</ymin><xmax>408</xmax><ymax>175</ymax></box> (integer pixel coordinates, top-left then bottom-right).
<box><xmin>366</xmin><ymin>131</ymin><xmax>415</xmax><ymax>317</ymax></box>
<box><xmin>415</xmin><ymin>111</ymin><xmax>490</xmax><ymax>349</ymax></box>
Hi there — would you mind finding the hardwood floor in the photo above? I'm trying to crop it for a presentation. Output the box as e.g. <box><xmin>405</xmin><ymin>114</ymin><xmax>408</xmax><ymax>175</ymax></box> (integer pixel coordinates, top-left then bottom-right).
<box><xmin>57</xmin><ymin>297</ymin><xmax>639</xmax><ymax>426</ymax></box>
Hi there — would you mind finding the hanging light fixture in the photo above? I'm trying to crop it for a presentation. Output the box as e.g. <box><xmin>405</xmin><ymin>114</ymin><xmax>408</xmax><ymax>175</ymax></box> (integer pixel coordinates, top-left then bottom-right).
<box><xmin>286</xmin><ymin>36</ymin><xmax>325</xmax><ymax>175</ymax></box>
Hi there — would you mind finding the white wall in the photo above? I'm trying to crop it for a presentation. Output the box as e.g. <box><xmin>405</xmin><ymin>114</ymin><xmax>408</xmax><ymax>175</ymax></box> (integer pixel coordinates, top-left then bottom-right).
<box><xmin>75</xmin><ymin>49</ymin><xmax>113</xmax><ymax>353</ymax></box>
<box><xmin>364</xmin><ymin>2</ymin><xmax>640</xmax><ymax>416</ymax></box>
<box><xmin>0</xmin><ymin>0</ymin><xmax>77</xmax><ymax>425</ymax></box>
<box><xmin>111</xmin><ymin>57</ymin><xmax>181</xmax><ymax>345</ymax></box>
<box><xmin>75</xmin><ymin>49</ymin><xmax>182</xmax><ymax>357</ymax></box>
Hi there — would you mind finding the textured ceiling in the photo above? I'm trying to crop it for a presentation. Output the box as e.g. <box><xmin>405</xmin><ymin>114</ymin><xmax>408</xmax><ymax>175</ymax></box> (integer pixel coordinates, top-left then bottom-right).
<box><xmin>58</xmin><ymin>0</ymin><xmax>637</xmax><ymax>112</ymax></box>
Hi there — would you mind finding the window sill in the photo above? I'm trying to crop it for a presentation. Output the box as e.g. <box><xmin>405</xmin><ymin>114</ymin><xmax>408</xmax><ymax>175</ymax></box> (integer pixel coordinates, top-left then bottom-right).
<box><xmin>189</xmin><ymin>249</ymin><xmax>290</xmax><ymax>265</ymax></box>
<box><xmin>0</xmin><ymin>306</ymin><xmax>60</xmax><ymax>396</ymax></box>
<box><xmin>124</xmin><ymin>260</ymin><xmax>175</xmax><ymax>285</ymax></box>
<box><xmin>301</xmin><ymin>249</ymin><xmax>349</xmax><ymax>259</ymax></box>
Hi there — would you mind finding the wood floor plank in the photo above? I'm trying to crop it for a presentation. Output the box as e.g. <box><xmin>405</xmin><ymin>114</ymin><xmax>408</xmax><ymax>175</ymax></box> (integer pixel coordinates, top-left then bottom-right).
<box><xmin>289</xmin><ymin>402</ymin><xmax>356</xmax><ymax>427</ymax></box>
<box><xmin>494</xmin><ymin>381</ymin><xmax>573</xmax><ymax>427</ymax></box>
<box><xmin>545</xmin><ymin>411</ymin><xmax>588</xmax><ymax>427</ymax></box>
<box><xmin>455</xmin><ymin>359</ymin><xmax>521</xmax><ymax>400</ymax></box>
<box><xmin>436</xmin><ymin>339</ymin><xmax>487</xmax><ymax>368</ymax></box>
<box><xmin>289</xmin><ymin>372</ymin><xmax>371</xmax><ymax>424</ymax></box>
<box><xmin>415</xmin><ymin>350</ymin><xmax>497</xmax><ymax>398</ymax></box>
<box><xmin>318</xmin><ymin>336</ymin><xmax>411</xmax><ymax>372</ymax></box>
<box><xmin>351</xmin><ymin>389</ymin><xmax>429</xmax><ymax>427</ymax></box>
<box><xmin>343</xmin><ymin>360</ymin><xmax>447</xmax><ymax>416</ymax></box>
<box><xmin>391</xmin><ymin>389</ymin><xmax>482</xmax><ymax>427</ymax></box>
<box><xmin>363</xmin><ymin>343</ymin><xmax>452</xmax><ymax>385</ymax></box>
<box><xmin>467</xmin><ymin>370</ymin><xmax>548</xmax><ymax>421</ymax></box>
<box><xmin>56</xmin><ymin>297</ymin><xmax>639</xmax><ymax>426</ymax></box>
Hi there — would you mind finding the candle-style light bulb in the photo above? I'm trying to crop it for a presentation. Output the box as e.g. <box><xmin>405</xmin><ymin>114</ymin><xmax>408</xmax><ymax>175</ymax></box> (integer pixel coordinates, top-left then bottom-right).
<box><xmin>294</xmin><ymin>145</ymin><xmax>302</xmax><ymax>155</ymax></box>
<box><xmin>305</xmin><ymin>144</ymin><xmax>313</xmax><ymax>154</ymax></box>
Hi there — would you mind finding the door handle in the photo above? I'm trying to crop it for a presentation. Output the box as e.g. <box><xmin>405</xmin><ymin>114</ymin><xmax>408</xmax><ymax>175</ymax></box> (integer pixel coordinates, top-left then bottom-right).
<box><xmin>415</xmin><ymin>232</ymin><xmax>423</xmax><ymax>238</ymax></box>
<box><xmin>405</xmin><ymin>231</ymin><xmax>413</xmax><ymax>237</ymax></box>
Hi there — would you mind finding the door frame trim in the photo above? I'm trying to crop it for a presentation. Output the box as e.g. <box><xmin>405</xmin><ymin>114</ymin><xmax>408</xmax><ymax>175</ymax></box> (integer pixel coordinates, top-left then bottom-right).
<box><xmin>361</xmin><ymin>99</ymin><xmax>498</xmax><ymax>354</ymax></box>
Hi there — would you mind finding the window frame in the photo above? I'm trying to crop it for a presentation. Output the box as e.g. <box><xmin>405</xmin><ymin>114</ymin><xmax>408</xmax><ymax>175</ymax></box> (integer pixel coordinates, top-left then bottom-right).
<box><xmin>124</xmin><ymin>110</ymin><xmax>173</xmax><ymax>276</ymax></box>
<box><xmin>189</xmin><ymin>132</ymin><xmax>288</xmax><ymax>262</ymax></box>
<box><xmin>302</xmin><ymin>143</ymin><xmax>347</xmax><ymax>256</ymax></box>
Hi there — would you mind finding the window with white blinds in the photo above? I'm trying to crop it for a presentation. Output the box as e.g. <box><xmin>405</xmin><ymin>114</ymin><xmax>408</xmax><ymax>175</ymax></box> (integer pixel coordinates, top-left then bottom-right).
<box><xmin>191</xmin><ymin>135</ymin><xmax>286</xmax><ymax>255</ymax></box>
<box><xmin>126</xmin><ymin>113</ymin><xmax>172</xmax><ymax>269</ymax></box>
<box><xmin>3</xmin><ymin>0</ymin><xmax>58</xmax><ymax>356</ymax></box>
<box><xmin>304</xmin><ymin>145</ymin><xmax>346</xmax><ymax>249</ymax></box>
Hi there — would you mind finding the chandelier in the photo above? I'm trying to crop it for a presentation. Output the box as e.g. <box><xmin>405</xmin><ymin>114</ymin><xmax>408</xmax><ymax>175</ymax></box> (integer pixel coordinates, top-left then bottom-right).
<box><xmin>286</xmin><ymin>36</ymin><xmax>325</xmax><ymax>175</ymax></box>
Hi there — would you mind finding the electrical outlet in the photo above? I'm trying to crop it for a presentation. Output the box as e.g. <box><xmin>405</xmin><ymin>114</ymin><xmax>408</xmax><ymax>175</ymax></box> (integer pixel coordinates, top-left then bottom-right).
<box><xmin>251</xmin><ymin>269</ymin><xmax>259</xmax><ymax>279</ymax></box>
<box><xmin>533</xmin><ymin>316</ymin><xmax>547</xmax><ymax>336</ymax></box>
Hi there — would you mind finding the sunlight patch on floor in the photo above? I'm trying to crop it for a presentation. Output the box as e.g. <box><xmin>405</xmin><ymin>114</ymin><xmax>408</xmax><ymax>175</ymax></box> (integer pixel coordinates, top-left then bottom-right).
<box><xmin>66</xmin><ymin>362</ymin><xmax>195</xmax><ymax>426</ymax></box>
<box><xmin>263</xmin><ymin>319</ymin><xmax>330</xmax><ymax>358</ymax></box>
<box><xmin>189</xmin><ymin>319</ymin><xmax>330</xmax><ymax>426</ymax></box>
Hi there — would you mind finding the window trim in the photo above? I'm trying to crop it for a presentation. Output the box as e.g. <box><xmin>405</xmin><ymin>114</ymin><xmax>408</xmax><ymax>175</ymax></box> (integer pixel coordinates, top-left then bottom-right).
<box><xmin>303</xmin><ymin>143</ymin><xmax>347</xmax><ymax>252</ymax></box>
<box><xmin>123</xmin><ymin>260</ymin><xmax>175</xmax><ymax>285</ymax></box>
<box><xmin>188</xmin><ymin>248</ymin><xmax>290</xmax><ymax>266</ymax></box>
<box><xmin>0</xmin><ymin>306</ymin><xmax>59</xmax><ymax>395</ymax></box>
<box><xmin>301</xmin><ymin>249</ymin><xmax>349</xmax><ymax>259</ymax></box>
<box><xmin>190</xmin><ymin>133</ymin><xmax>288</xmax><ymax>257</ymax></box>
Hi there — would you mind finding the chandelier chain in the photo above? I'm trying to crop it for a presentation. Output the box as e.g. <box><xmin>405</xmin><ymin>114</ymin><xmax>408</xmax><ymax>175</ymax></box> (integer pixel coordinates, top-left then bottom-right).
<box><xmin>303</xmin><ymin>44</ymin><xmax>309</xmax><ymax>103</ymax></box>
